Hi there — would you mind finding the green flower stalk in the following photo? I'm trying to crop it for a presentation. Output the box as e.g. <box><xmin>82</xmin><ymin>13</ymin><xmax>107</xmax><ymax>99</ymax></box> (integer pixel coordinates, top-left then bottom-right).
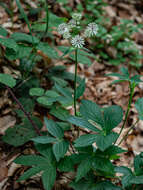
<box><xmin>57</xmin><ymin>13</ymin><xmax>98</xmax><ymax>115</ymax></box>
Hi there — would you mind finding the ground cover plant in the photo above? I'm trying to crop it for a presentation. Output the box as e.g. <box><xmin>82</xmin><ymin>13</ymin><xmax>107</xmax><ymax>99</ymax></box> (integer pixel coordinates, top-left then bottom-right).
<box><xmin>0</xmin><ymin>0</ymin><xmax>143</xmax><ymax>189</ymax></box>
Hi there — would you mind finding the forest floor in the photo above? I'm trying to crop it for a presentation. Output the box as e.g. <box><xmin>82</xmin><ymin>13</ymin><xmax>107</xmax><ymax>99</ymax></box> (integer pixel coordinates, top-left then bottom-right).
<box><xmin>0</xmin><ymin>0</ymin><xmax>143</xmax><ymax>189</ymax></box>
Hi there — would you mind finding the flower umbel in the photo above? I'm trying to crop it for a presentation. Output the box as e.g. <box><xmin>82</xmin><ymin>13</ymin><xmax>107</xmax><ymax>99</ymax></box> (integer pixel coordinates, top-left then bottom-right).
<box><xmin>84</xmin><ymin>22</ymin><xmax>98</xmax><ymax>37</ymax></box>
<box><xmin>72</xmin><ymin>13</ymin><xmax>82</xmax><ymax>21</ymax></box>
<box><xmin>58</xmin><ymin>23</ymin><xmax>69</xmax><ymax>35</ymax></box>
<box><xmin>71</xmin><ymin>35</ymin><xmax>85</xmax><ymax>48</ymax></box>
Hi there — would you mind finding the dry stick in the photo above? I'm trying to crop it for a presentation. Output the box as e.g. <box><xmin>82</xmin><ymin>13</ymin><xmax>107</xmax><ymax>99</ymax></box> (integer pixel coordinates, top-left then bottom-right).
<box><xmin>6</xmin><ymin>86</ymin><xmax>41</xmax><ymax>136</ymax></box>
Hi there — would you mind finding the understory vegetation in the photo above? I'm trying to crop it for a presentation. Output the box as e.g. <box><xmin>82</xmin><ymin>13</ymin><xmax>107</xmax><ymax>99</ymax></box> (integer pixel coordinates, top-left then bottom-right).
<box><xmin>0</xmin><ymin>0</ymin><xmax>143</xmax><ymax>189</ymax></box>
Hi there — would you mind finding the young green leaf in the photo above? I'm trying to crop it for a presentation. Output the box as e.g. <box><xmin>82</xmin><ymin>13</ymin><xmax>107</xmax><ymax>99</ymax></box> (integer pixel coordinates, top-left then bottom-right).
<box><xmin>42</xmin><ymin>165</ymin><xmax>56</xmax><ymax>190</ymax></box>
<box><xmin>0</xmin><ymin>74</ymin><xmax>16</xmax><ymax>88</ymax></box>
<box><xmin>74</xmin><ymin>134</ymin><xmax>97</xmax><ymax>147</ymax></box>
<box><xmin>17</xmin><ymin>166</ymin><xmax>44</xmax><ymax>181</ymax></box>
<box><xmin>95</xmin><ymin>133</ymin><xmax>118</xmax><ymax>151</ymax></box>
<box><xmin>44</xmin><ymin>118</ymin><xmax>64</xmax><ymax>138</ymax></box>
<box><xmin>58</xmin><ymin>156</ymin><xmax>74</xmax><ymax>172</ymax></box>
<box><xmin>80</xmin><ymin>100</ymin><xmax>104</xmax><ymax>127</ymax></box>
<box><xmin>32</xmin><ymin>136</ymin><xmax>57</xmax><ymax>144</ymax></box>
<box><xmin>67</xmin><ymin>116</ymin><xmax>100</xmax><ymax>132</ymax></box>
<box><xmin>0</xmin><ymin>38</ymin><xmax>18</xmax><ymax>52</ymax></box>
<box><xmin>53</xmin><ymin>140</ymin><xmax>69</xmax><ymax>161</ymax></box>
<box><xmin>29</xmin><ymin>88</ymin><xmax>45</xmax><ymax>96</ymax></box>
<box><xmin>76</xmin><ymin>157</ymin><xmax>92</xmax><ymax>182</ymax></box>
<box><xmin>93</xmin><ymin>181</ymin><xmax>122</xmax><ymax>190</ymax></box>
<box><xmin>14</xmin><ymin>155</ymin><xmax>48</xmax><ymax>166</ymax></box>
<box><xmin>134</xmin><ymin>152</ymin><xmax>143</xmax><ymax>175</ymax></box>
<box><xmin>103</xmin><ymin>106</ymin><xmax>123</xmax><ymax>133</ymax></box>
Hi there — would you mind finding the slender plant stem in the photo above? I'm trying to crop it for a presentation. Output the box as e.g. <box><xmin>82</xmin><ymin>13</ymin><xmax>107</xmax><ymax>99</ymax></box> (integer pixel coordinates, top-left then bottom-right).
<box><xmin>114</xmin><ymin>83</ymin><xmax>135</xmax><ymax>144</ymax></box>
<box><xmin>74</xmin><ymin>48</ymin><xmax>78</xmax><ymax>116</ymax></box>
<box><xmin>6</xmin><ymin>86</ymin><xmax>41</xmax><ymax>136</ymax></box>
<box><xmin>118</xmin><ymin>118</ymin><xmax>139</xmax><ymax>146</ymax></box>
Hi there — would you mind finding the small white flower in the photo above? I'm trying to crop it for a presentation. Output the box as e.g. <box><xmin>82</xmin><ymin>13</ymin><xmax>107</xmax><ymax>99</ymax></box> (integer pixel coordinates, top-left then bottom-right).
<box><xmin>63</xmin><ymin>32</ymin><xmax>71</xmax><ymax>39</ymax></box>
<box><xmin>72</xmin><ymin>13</ymin><xmax>82</xmax><ymax>21</ymax></box>
<box><xmin>68</xmin><ymin>19</ymin><xmax>77</xmax><ymax>28</ymax></box>
<box><xmin>58</xmin><ymin>23</ymin><xmax>69</xmax><ymax>35</ymax></box>
<box><xmin>84</xmin><ymin>22</ymin><xmax>98</xmax><ymax>37</ymax></box>
<box><xmin>71</xmin><ymin>35</ymin><xmax>85</xmax><ymax>48</ymax></box>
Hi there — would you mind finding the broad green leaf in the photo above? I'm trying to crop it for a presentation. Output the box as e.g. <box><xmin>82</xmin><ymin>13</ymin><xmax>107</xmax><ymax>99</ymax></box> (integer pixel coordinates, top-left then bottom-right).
<box><xmin>76</xmin><ymin>79</ymin><xmax>85</xmax><ymax>99</ymax></box>
<box><xmin>93</xmin><ymin>157</ymin><xmax>115</xmax><ymax>175</ymax></box>
<box><xmin>0</xmin><ymin>74</ymin><xmax>16</xmax><ymax>88</ymax></box>
<box><xmin>69</xmin><ymin>53</ymin><xmax>92</xmax><ymax>66</ymax></box>
<box><xmin>80</xmin><ymin>100</ymin><xmax>104</xmax><ymax>127</ymax></box>
<box><xmin>37</xmin><ymin>42</ymin><xmax>58</xmax><ymax>59</ymax></box>
<box><xmin>14</xmin><ymin>155</ymin><xmax>48</xmax><ymax>166</ymax></box>
<box><xmin>130</xmin><ymin>175</ymin><xmax>143</xmax><ymax>184</ymax></box>
<box><xmin>134</xmin><ymin>152</ymin><xmax>143</xmax><ymax>175</ymax></box>
<box><xmin>29</xmin><ymin>88</ymin><xmax>45</xmax><ymax>96</ymax></box>
<box><xmin>42</xmin><ymin>165</ymin><xmax>56</xmax><ymax>190</ymax></box>
<box><xmin>0</xmin><ymin>38</ymin><xmax>18</xmax><ymax>51</ymax></box>
<box><xmin>0</xmin><ymin>26</ymin><xmax>8</xmax><ymax>37</ymax></box>
<box><xmin>135</xmin><ymin>98</ymin><xmax>143</xmax><ymax>120</ymax></box>
<box><xmin>115</xmin><ymin>166</ymin><xmax>133</xmax><ymax>188</ymax></box>
<box><xmin>70</xmin><ymin>179</ymin><xmax>92</xmax><ymax>190</ymax></box>
<box><xmin>76</xmin><ymin>157</ymin><xmax>92</xmax><ymax>182</ymax></box>
<box><xmin>67</xmin><ymin>116</ymin><xmax>100</xmax><ymax>132</ymax></box>
<box><xmin>93</xmin><ymin>181</ymin><xmax>121</xmax><ymax>190</ymax></box>
<box><xmin>104</xmin><ymin>145</ymin><xmax>127</xmax><ymax>156</ymax></box>
<box><xmin>11</xmin><ymin>32</ymin><xmax>39</xmax><ymax>44</ymax></box>
<box><xmin>37</xmin><ymin>96</ymin><xmax>54</xmax><ymax>106</ymax></box>
<box><xmin>96</xmin><ymin>133</ymin><xmax>118</xmax><ymax>151</ymax></box>
<box><xmin>44</xmin><ymin>118</ymin><xmax>64</xmax><ymax>138</ymax></box>
<box><xmin>32</xmin><ymin>136</ymin><xmax>57</xmax><ymax>144</ymax></box>
<box><xmin>74</xmin><ymin>134</ymin><xmax>97</xmax><ymax>147</ymax></box>
<box><xmin>3</xmin><ymin>116</ymin><xmax>42</xmax><ymax>146</ymax></box>
<box><xmin>45</xmin><ymin>90</ymin><xmax>59</xmax><ymax>98</ymax></box>
<box><xmin>35</xmin><ymin>144</ymin><xmax>55</xmax><ymax>163</ymax></box>
<box><xmin>50</xmin><ymin>106</ymin><xmax>69</xmax><ymax>121</ymax></box>
<box><xmin>58</xmin><ymin>156</ymin><xmax>74</xmax><ymax>172</ymax></box>
<box><xmin>53</xmin><ymin>140</ymin><xmax>69</xmax><ymax>161</ymax></box>
<box><xmin>17</xmin><ymin>166</ymin><xmax>44</xmax><ymax>181</ymax></box>
<box><xmin>103</xmin><ymin>105</ymin><xmax>123</xmax><ymax>133</ymax></box>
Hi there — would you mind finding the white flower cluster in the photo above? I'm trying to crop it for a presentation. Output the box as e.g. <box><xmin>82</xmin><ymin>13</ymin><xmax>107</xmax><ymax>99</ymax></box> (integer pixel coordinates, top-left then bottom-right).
<box><xmin>57</xmin><ymin>13</ymin><xmax>98</xmax><ymax>49</ymax></box>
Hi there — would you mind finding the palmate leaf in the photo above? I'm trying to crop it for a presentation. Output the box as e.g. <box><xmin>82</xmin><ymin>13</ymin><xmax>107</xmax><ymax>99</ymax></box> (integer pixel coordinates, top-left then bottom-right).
<box><xmin>93</xmin><ymin>181</ymin><xmax>122</xmax><ymax>190</ymax></box>
<box><xmin>29</xmin><ymin>87</ymin><xmax>45</xmax><ymax>96</ymax></box>
<box><xmin>14</xmin><ymin>155</ymin><xmax>48</xmax><ymax>166</ymax></box>
<box><xmin>44</xmin><ymin>118</ymin><xmax>64</xmax><ymax>138</ymax></box>
<box><xmin>67</xmin><ymin>116</ymin><xmax>100</xmax><ymax>132</ymax></box>
<box><xmin>11</xmin><ymin>32</ymin><xmax>39</xmax><ymax>44</ymax></box>
<box><xmin>53</xmin><ymin>140</ymin><xmax>69</xmax><ymax>162</ymax></box>
<box><xmin>3</xmin><ymin>116</ymin><xmax>42</xmax><ymax>146</ymax></box>
<box><xmin>14</xmin><ymin>152</ymin><xmax>56</xmax><ymax>190</ymax></box>
<box><xmin>37</xmin><ymin>42</ymin><xmax>58</xmax><ymax>59</ymax></box>
<box><xmin>134</xmin><ymin>152</ymin><xmax>143</xmax><ymax>175</ymax></box>
<box><xmin>0</xmin><ymin>74</ymin><xmax>16</xmax><ymax>88</ymax></box>
<box><xmin>93</xmin><ymin>157</ymin><xmax>115</xmax><ymax>176</ymax></box>
<box><xmin>0</xmin><ymin>38</ymin><xmax>18</xmax><ymax>52</ymax></box>
<box><xmin>74</xmin><ymin>134</ymin><xmax>98</xmax><ymax>147</ymax></box>
<box><xmin>42</xmin><ymin>165</ymin><xmax>56</xmax><ymax>190</ymax></box>
<box><xmin>17</xmin><ymin>166</ymin><xmax>44</xmax><ymax>181</ymax></box>
<box><xmin>80</xmin><ymin>100</ymin><xmax>104</xmax><ymax>127</ymax></box>
<box><xmin>103</xmin><ymin>106</ymin><xmax>123</xmax><ymax>133</ymax></box>
<box><xmin>58</xmin><ymin>156</ymin><xmax>74</xmax><ymax>172</ymax></box>
<box><xmin>76</xmin><ymin>157</ymin><xmax>92</xmax><ymax>182</ymax></box>
<box><xmin>95</xmin><ymin>133</ymin><xmax>118</xmax><ymax>151</ymax></box>
<box><xmin>32</xmin><ymin>136</ymin><xmax>57</xmax><ymax>144</ymax></box>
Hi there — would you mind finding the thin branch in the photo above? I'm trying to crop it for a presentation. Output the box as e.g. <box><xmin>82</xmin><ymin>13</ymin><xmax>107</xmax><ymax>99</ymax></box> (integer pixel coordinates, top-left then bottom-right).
<box><xmin>6</xmin><ymin>86</ymin><xmax>41</xmax><ymax>136</ymax></box>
